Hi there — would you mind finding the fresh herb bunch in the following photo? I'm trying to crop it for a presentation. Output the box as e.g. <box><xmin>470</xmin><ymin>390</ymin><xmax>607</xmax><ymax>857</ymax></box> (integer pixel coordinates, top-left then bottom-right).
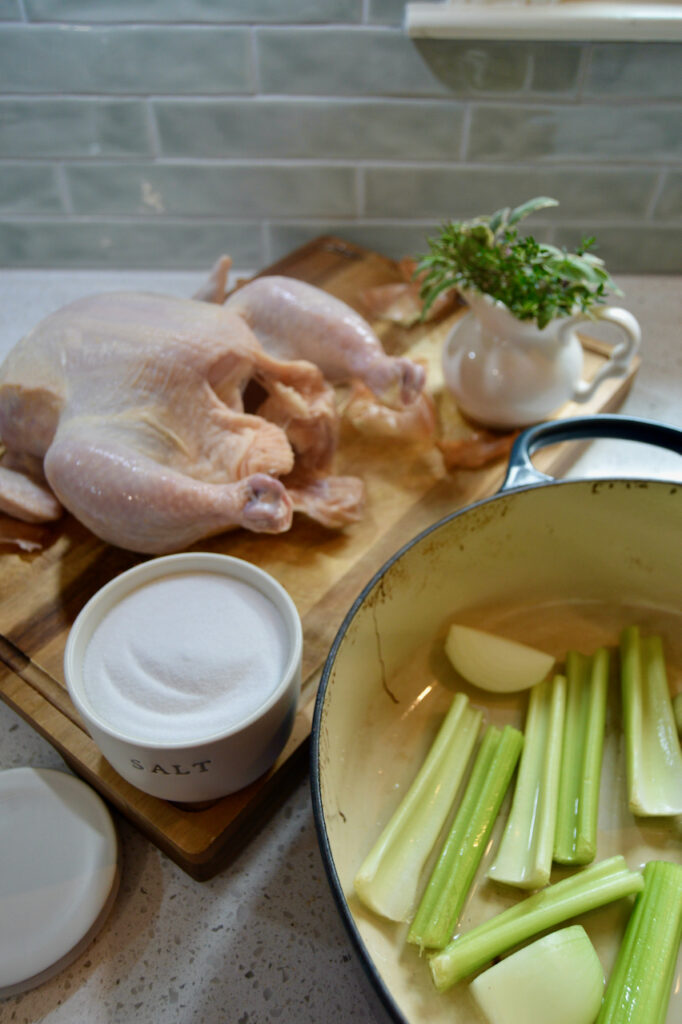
<box><xmin>417</xmin><ymin>197</ymin><xmax>620</xmax><ymax>330</ymax></box>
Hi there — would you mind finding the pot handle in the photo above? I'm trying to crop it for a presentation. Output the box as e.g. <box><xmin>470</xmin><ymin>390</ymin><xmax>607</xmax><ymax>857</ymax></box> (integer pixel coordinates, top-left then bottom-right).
<box><xmin>501</xmin><ymin>414</ymin><xmax>682</xmax><ymax>491</ymax></box>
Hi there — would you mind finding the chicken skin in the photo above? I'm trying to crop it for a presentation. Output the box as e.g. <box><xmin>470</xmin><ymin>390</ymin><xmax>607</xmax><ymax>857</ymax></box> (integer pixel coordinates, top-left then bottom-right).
<box><xmin>0</xmin><ymin>277</ymin><xmax>424</xmax><ymax>554</ymax></box>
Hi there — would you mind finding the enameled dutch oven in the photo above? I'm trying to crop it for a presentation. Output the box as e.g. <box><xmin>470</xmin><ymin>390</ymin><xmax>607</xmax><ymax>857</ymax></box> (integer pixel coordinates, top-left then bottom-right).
<box><xmin>311</xmin><ymin>414</ymin><xmax>682</xmax><ymax>1024</ymax></box>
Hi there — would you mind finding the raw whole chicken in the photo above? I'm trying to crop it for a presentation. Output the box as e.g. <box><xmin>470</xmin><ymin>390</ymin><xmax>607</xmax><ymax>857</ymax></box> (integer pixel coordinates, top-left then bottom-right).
<box><xmin>0</xmin><ymin>271</ymin><xmax>426</xmax><ymax>554</ymax></box>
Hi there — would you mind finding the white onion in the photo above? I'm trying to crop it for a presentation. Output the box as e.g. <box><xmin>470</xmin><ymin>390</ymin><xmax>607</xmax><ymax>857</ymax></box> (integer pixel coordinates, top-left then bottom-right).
<box><xmin>445</xmin><ymin>624</ymin><xmax>555</xmax><ymax>693</ymax></box>
<box><xmin>469</xmin><ymin>925</ymin><xmax>604</xmax><ymax>1024</ymax></box>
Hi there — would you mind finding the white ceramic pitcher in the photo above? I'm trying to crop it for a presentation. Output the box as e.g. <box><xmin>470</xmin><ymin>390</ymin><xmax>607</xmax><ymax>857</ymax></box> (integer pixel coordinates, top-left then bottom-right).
<box><xmin>442</xmin><ymin>290</ymin><xmax>641</xmax><ymax>429</ymax></box>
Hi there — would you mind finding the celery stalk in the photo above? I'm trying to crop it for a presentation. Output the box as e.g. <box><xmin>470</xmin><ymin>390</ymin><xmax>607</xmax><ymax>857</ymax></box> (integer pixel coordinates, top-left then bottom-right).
<box><xmin>408</xmin><ymin>723</ymin><xmax>523</xmax><ymax>951</ymax></box>
<box><xmin>429</xmin><ymin>855</ymin><xmax>644</xmax><ymax>992</ymax></box>
<box><xmin>487</xmin><ymin>674</ymin><xmax>566</xmax><ymax>889</ymax></box>
<box><xmin>354</xmin><ymin>692</ymin><xmax>482</xmax><ymax>922</ymax></box>
<box><xmin>596</xmin><ymin>859</ymin><xmax>682</xmax><ymax>1024</ymax></box>
<box><xmin>554</xmin><ymin>648</ymin><xmax>609</xmax><ymax>865</ymax></box>
<box><xmin>620</xmin><ymin>627</ymin><xmax>682</xmax><ymax>816</ymax></box>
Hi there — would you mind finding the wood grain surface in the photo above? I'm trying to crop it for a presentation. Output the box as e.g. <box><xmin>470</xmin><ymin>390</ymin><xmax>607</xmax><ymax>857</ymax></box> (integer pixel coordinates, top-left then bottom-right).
<box><xmin>0</xmin><ymin>236</ymin><xmax>639</xmax><ymax>879</ymax></box>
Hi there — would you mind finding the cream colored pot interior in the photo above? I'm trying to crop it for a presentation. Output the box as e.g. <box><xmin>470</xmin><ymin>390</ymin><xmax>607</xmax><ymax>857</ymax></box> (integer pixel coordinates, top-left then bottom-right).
<box><xmin>316</xmin><ymin>478</ymin><xmax>681</xmax><ymax>1024</ymax></box>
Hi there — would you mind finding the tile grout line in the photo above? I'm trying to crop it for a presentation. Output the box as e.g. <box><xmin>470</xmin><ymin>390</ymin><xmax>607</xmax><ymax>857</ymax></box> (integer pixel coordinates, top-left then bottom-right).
<box><xmin>250</xmin><ymin>26</ymin><xmax>261</xmax><ymax>96</ymax></box>
<box><xmin>2</xmin><ymin>213</ymin><xmax>675</xmax><ymax>228</ymax></box>
<box><xmin>644</xmin><ymin>169</ymin><xmax>668</xmax><ymax>221</ymax></box>
<box><xmin>1</xmin><ymin>156</ymin><xmax>680</xmax><ymax>172</ymax></box>
<box><xmin>522</xmin><ymin>50</ymin><xmax>535</xmax><ymax>93</ymax></box>
<box><xmin>2</xmin><ymin>92</ymin><xmax>681</xmax><ymax>108</ymax></box>
<box><xmin>261</xmin><ymin>221</ymin><xmax>272</xmax><ymax>266</ymax></box>
<box><xmin>575</xmin><ymin>42</ymin><xmax>593</xmax><ymax>101</ymax></box>
<box><xmin>458</xmin><ymin>103</ymin><xmax>473</xmax><ymax>162</ymax></box>
<box><xmin>53</xmin><ymin>163</ymin><xmax>73</xmax><ymax>216</ymax></box>
<box><xmin>144</xmin><ymin>99</ymin><xmax>162</xmax><ymax>160</ymax></box>
<box><xmin>355</xmin><ymin>165</ymin><xmax>365</xmax><ymax>218</ymax></box>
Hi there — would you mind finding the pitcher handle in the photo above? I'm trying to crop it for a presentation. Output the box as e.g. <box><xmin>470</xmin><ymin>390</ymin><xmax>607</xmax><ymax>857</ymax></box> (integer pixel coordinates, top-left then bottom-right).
<box><xmin>558</xmin><ymin>306</ymin><xmax>641</xmax><ymax>403</ymax></box>
<box><xmin>501</xmin><ymin>414</ymin><xmax>682</xmax><ymax>491</ymax></box>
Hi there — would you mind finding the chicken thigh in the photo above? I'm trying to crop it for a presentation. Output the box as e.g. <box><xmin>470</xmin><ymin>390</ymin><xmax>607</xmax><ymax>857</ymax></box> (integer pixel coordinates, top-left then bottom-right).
<box><xmin>0</xmin><ymin>275</ymin><xmax>425</xmax><ymax>554</ymax></box>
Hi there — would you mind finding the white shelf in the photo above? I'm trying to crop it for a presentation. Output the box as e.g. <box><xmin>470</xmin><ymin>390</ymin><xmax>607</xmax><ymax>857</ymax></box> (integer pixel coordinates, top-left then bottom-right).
<box><xmin>405</xmin><ymin>1</ymin><xmax>682</xmax><ymax>41</ymax></box>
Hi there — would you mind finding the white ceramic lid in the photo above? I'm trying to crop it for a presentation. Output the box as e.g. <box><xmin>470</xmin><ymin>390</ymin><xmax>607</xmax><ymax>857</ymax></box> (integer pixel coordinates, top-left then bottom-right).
<box><xmin>0</xmin><ymin>767</ymin><xmax>120</xmax><ymax>998</ymax></box>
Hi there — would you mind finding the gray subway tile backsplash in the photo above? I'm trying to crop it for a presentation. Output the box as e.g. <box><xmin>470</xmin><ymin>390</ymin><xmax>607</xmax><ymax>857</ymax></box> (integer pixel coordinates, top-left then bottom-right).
<box><xmin>0</xmin><ymin>165</ymin><xmax>62</xmax><ymax>212</ymax></box>
<box><xmin>585</xmin><ymin>43</ymin><xmax>682</xmax><ymax>99</ymax></box>
<box><xmin>467</xmin><ymin>104</ymin><xmax>682</xmax><ymax>163</ymax></box>
<box><xmin>255</xmin><ymin>32</ymin><xmax>570</xmax><ymax>98</ymax></box>
<box><xmin>367</xmin><ymin>0</ymin><xmax>407</xmax><ymax>27</ymax></box>
<box><xmin>406</xmin><ymin>39</ymin><xmax>530</xmax><ymax>94</ymax></box>
<box><xmin>0</xmin><ymin>100</ymin><xmax>151</xmax><ymax>157</ymax></box>
<box><xmin>268</xmin><ymin>221</ymin><xmax>439</xmax><ymax>265</ymax></box>
<box><xmin>23</xmin><ymin>0</ymin><xmax>363</xmax><ymax>24</ymax></box>
<box><xmin>0</xmin><ymin>220</ymin><xmax>263</xmax><ymax>268</ymax></box>
<box><xmin>363</xmin><ymin>166</ymin><xmax>658</xmax><ymax>221</ymax></box>
<box><xmin>0</xmin><ymin>0</ymin><xmax>20</xmax><ymax>20</ymax></box>
<box><xmin>559</xmin><ymin>225</ymin><xmax>682</xmax><ymax>274</ymax></box>
<box><xmin>0</xmin><ymin>7</ymin><xmax>680</xmax><ymax>272</ymax></box>
<box><xmin>527</xmin><ymin>42</ymin><xmax>583</xmax><ymax>95</ymax></box>
<box><xmin>154</xmin><ymin>99</ymin><xmax>466</xmax><ymax>161</ymax></box>
<box><xmin>653</xmin><ymin>171</ymin><xmax>682</xmax><ymax>220</ymax></box>
<box><xmin>256</xmin><ymin>28</ymin><xmax>452</xmax><ymax>97</ymax></box>
<box><xmin>66</xmin><ymin>163</ymin><xmax>357</xmax><ymax>218</ymax></box>
<box><xmin>0</xmin><ymin>25</ymin><xmax>253</xmax><ymax>95</ymax></box>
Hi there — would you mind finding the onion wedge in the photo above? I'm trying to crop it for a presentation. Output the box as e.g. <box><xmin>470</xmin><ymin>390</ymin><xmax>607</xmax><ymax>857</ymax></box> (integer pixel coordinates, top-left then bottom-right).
<box><xmin>470</xmin><ymin>926</ymin><xmax>604</xmax><ymax>1024</ymax></box>
<box><xmin>445</xmin><ymin>624</ymin><xmax>555</xmax><ymax>694</ymax></box>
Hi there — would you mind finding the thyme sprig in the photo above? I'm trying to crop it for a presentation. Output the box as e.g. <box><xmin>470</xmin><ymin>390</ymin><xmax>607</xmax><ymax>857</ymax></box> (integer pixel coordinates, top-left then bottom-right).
<box><xmin>417</xmin><ymin>197</ymin><xmax>621</xmax><ymax>330</ymax></box>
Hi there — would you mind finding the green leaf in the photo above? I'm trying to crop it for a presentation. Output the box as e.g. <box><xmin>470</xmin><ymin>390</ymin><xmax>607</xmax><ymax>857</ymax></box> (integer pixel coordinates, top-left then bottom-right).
<box><xmin>580</xmin><ymin>251</ymin><xmax>606</xmax><ymax>267</ymax></box>
<box><xmin>420</xmin><ymin>276</ymin><xmax>461</xmax><ymax>320</ymax></box>
<box><xmin>507</xmin><ymin>196</ymin><xmax>559</xmax><ymax>227</ymax></box>
<box><xmin>547</xmin><ymin>255</ymin><xmax>603</xmax><ymax>285</ymax></box>
<box><xmin>536</xmin><ymin>242</ymin><xmax>565</xmax><ymax>259</ymax></box>
<box><xmin>489</xmin><ymin>206</ymin><xmax>511</xmax><ymax>234</ymax></box>
<box><xmin>563</xmin><ymin>255</ymin><xmax>605</xmax><ymax>285</ymax></box>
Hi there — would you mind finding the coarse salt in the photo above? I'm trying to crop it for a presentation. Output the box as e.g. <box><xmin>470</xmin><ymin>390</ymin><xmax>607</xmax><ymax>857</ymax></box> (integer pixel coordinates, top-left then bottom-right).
<box><xmin>82</xmin><ymin>571</ymin><xmax>289</xmax><ymax>744</ymax></box>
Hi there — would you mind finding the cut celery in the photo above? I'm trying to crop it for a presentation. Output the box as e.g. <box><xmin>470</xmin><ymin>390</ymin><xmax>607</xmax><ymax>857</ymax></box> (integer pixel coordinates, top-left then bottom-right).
<box><xmin>620</xmin><ymin>627</ymin><xmax>682</xmax><ymax>816</ymax></box>
<box><xmin>596</xmin><ymin>859</ymin><xmax>682</xmax><ymax>1024</ymax></box>
<box><xmin>487</xmin><ymin>674</ymin><xmax>566</xmax><ymax>889</ymax></box>
<box><xmin>429</xmin><ymin>855</ymin><xmax>644</xmax><ymax>992</ymax></box>
<box><xmin>470</xmin><ymin>925</ymin><xmax>605</xmax><ymax>1024</ymax></box>
<box><xmin>408</xmin><ymin>723</ymin><xmax>523</xmax><ymax>951</ymax></box>
<box><xmin>354</xmin><ymin>692</ymin><xmax>482</xmax><ymax>922</ymax></box>
<box><xmin>554</xmin><ymin>648</ymin><xmax>609</xmax><ymax>865</ymax></box>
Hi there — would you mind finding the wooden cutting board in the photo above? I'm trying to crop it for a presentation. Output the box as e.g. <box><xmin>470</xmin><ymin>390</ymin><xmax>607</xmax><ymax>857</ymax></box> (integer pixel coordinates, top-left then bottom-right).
<box><xmin>0</xmin><ymin>236</ymin><xmax>639</xmax><ymax>879</ymax></box>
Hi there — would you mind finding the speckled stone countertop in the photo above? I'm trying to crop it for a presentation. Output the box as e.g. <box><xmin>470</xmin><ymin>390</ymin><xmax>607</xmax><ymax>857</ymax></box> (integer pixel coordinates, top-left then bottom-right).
<box><xmin>0</xmin><ymin>270</ymin><xmax>680</xmax><ymax>1024</ymax></box>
